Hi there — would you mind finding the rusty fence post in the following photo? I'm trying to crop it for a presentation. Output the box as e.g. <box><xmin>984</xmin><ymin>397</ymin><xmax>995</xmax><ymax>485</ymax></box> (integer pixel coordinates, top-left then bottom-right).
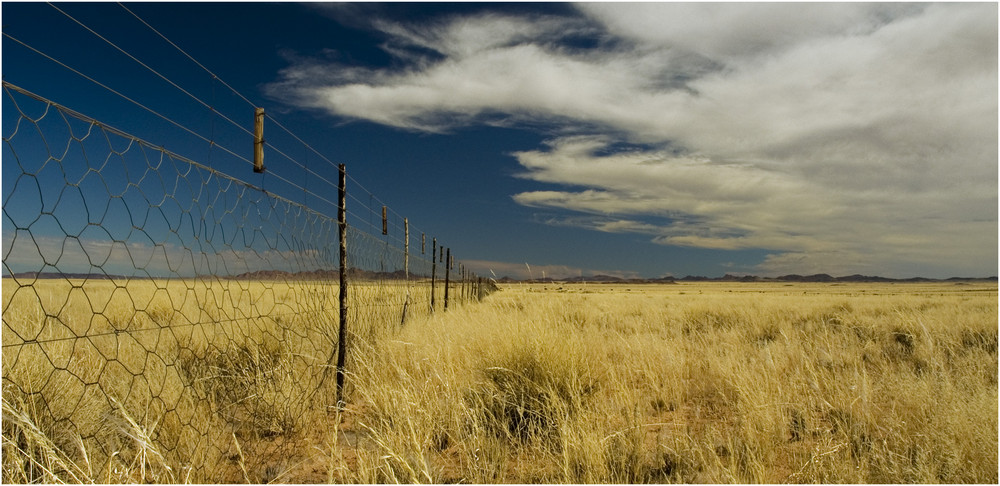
<box><xmin>253</xmin><ymin>107</ymin><xmax>265</xmax><ymax>173</ymax></box>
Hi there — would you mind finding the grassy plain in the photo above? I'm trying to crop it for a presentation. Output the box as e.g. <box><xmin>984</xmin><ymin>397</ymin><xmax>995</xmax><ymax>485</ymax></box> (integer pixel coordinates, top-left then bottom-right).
<box><xmin>1</xmin><ymin>277</ymin><xmax>431</xmax><ymax>483</ymax></box>
<box><xmin>333</xmin><ymin>281</ymin><xmax>998</xmax><ymax>483</ymax></box>
<box><xmin>3</xmin><ymin>279</ymin><xmax>997</xmax><ymax>483</ymax></box>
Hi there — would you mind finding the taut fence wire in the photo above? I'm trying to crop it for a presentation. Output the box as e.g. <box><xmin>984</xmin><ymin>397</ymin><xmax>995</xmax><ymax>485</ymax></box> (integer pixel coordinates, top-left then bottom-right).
<box><xmin>1</xmin><ymin>80</ymin><xmax>496</xmax><ymax>482</ymax></box>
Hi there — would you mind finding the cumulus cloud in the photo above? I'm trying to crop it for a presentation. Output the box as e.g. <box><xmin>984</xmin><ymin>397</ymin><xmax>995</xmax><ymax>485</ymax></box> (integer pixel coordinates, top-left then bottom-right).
<box><xmin>268</xmin><ymin>3</ymin><xmax>997</xmax><ymax>277</ymax></box>
<box><xmin>577</xmin><ymin>3</ymin><xmax>922</xmax><ymax>62</ymax></box>
<box><xmin>510</xmin><ymin>136</ymin><xmax>995</xmax><ymax>277</ymax></box>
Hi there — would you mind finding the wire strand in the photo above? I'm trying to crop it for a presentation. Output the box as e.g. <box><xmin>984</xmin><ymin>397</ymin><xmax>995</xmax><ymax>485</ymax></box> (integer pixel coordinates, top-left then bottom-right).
<box><xmin>1</xmin><ymin>32</ymin><xmax>341</xmax><ymax>219</ymax></box>
<box><xmin>2</xmin><ymin>81</ymin><xmax>344</xmax><ymax>221</ymax></box>
<box><xmin>18</xmin><ymin>5</ymin><xmax>436</xmax><ymax>250</ymax></box>
<box><xmin>116</xmin><ymin>2</ymin><xmax>258</xmax><ymax>109</ymax></box>
<box><xmin>1</xmin><ymin>34</ymin><xmax>254</xmax><ymax>168</ymax></box>
<box><xmin>114</xmin><ymin>3</ymin><xmax>434</xmax><ymax>240</ymax></box>
<box><xmin>112</xmin><ymin>3</ymin><xmax>349</xmax><ymax>205</ymax></box>
<box><xmin>47</xmin><ymin>2</ymin><xmax>253</xmax><ymax>138</ymax></box>
<box><xmin>45</xmin><ymin>3</ymin><xmax>347</xmax><ymax>222</ymax></box>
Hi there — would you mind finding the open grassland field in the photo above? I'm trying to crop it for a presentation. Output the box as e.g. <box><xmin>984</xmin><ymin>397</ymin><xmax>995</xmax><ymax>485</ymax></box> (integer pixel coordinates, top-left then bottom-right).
<box><xmin>2</xmin><ymin>279</ymin><xmax>997</xmax><ymax>483</ymax></box>
<box><xmin>1</xmin><ymin>277</ymin><xmax>432</xmax><ymax>483</ymax></box>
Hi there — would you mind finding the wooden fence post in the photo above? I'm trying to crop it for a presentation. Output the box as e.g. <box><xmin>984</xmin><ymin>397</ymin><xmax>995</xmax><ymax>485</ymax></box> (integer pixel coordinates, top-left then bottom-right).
<box><xmin>253</xmin><ymin>108</ymin><xmax>265</xmax><ymax>173</ymax></box>
<box><xmin>403</xmin><ymin>218</ymin><xmax>409</xmax><ymax>279</ymax></box>
<box><xmin>401</xmin><ymin>217</ymin><xmax>410</xmax><ymax>326</ymax></box>
<box><xmin>381</xmin><ymin>206</ymin><xmax>388</xmax><ymax>235</ymax></box>
<box><xmin>459</xmin><ymin>264</ymin><xmax>464</xmax><ymax>303</ymax></box>
<box><xmin>444</xmin><ymin>248</ymin><xmax>451</xmax><ymax>310</ymax></box>
<box><xmin>430</xmin><ymin>238</ymin><xmax>437</xmax><ymax>312</ymax></box>
<box><xmin>335</xmin><ymin>163</ymin><xmax>348</xmax><ymax>406</ymax></box>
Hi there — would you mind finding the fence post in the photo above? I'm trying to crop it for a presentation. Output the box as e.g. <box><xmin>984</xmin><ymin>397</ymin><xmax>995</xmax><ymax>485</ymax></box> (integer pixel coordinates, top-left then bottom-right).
<box><xmin>253</xmin><ymin>107</ymin><xmax>265</xmax><ymax>173</ymax></box>
<box><xmin>444</xmin><ymin>247</ymin><xmax>451</xmax><ymax>310</ymax></box>
<box><xmin>404</xmin><ymin>218</ymin><xmax>409</xmax><ymax>279</ymax></box>
<box><xmin>381</xmin><ymin>206</ymin><xmax>388</xmax><ymax>235</ymax></box>
<box><xmin>430</xmin><ymin>238</ymin><xmax>437</xmax><ymax>312</ymax></box>
<box><xmin>401</xmin><ymin>217</ymin><xmax>410</xmax><ymax>326</ymax></box>
<box><xmin>335</xmin><ymin>163</ymin><xmax>348</xmax><ymax>406</ymax></box>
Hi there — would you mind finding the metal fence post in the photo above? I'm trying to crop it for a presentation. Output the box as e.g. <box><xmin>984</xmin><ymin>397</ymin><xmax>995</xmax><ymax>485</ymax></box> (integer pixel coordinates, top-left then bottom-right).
<box><xmin>335</xmin><ymin>163</ymin><xmax>348</xmax><ymax>406</ymax></box>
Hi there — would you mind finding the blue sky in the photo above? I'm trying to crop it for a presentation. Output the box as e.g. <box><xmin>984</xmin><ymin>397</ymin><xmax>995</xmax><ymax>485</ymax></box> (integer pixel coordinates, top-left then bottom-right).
<box><xmin>2</xmin><ymin>2</ymin><xmax>997</xmax><ymax>279</ymax></box>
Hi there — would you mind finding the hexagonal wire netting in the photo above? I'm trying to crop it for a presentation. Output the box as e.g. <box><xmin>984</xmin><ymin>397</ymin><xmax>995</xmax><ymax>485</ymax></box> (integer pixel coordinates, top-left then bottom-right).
<box><xmin>1</xmin><ymin>82</ymin><xmax>496</xmax><ymax>482</ymax></box>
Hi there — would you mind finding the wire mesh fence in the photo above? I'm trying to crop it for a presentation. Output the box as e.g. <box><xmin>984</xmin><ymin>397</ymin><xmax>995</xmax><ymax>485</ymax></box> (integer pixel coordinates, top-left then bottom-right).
<box><xmin>1</xmin><ymin>82</ymin><xmax>496</xmax><ymax>482</ymax></box>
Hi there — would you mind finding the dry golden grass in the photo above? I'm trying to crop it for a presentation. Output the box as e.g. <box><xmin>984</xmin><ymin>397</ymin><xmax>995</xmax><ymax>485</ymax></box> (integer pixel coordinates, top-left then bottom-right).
<box><xmin>1</xmin><ymin>277</ymin><xmax>434</xmax><ymax>483</ymax></box>
<box><xmin>336</xmin><ymin>282</ymin><xmax>997</xmax><ymax>483</ymax></box>
<box><xmin>3</xmin><ymin>279</ymin><xmax>997</xmax><ymax>483</ymax></box>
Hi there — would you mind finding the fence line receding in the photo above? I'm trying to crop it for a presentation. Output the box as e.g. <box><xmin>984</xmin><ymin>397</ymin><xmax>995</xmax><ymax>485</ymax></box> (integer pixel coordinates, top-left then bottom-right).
<box><xmin>1</xmin><ymin>82</ymin><xmax>497</xmax><ymax>483</ymax></box>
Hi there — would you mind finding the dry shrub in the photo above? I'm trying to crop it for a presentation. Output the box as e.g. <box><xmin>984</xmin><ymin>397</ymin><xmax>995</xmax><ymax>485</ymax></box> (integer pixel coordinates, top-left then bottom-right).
<box><xmin>468</xmin><ymin>341</ymin><xmax>598</xmax><ymax>446</ymax></box>
<box><xmin>178</xmin><ymin>340</ymin><xmax>296</xmax><ymax>439</ymax></box>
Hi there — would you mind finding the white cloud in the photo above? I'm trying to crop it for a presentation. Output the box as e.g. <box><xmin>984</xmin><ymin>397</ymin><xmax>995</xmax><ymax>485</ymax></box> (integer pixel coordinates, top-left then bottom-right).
<box><xmin>374</xmin><ymin>12</ymin><xmax>592</xmax><ymax>59</ymax></box>
<box><xmin>577</xmin><ymin>3</ymin><xmax>922</xmax><ymax>62</ymax></box>
<box><xmin>510</xmin><ymin>135</ymin><xmax>996</xmax><ymax>277</ymax></box>
<box><xmin>268</xmin><ymin>3</ymin><xmax>998</xmax><ymax>277</ymax></box>
<box><xmin>267</xmin><ymin>13</ymin><xmax>679</xmax><ymax>133</ymax></box>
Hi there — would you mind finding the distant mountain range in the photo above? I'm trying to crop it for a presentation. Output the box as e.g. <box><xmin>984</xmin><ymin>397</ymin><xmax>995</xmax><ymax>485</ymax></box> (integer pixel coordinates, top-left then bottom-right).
<box><xmin>496</xmin><ymin>273</ymin><xmax>998</xmax><ymax>284</ymax></box>
<box><xmin>4</xmin><ymin>270</ymin><xmax>996</xmax><ymax>284</ymax></box>
<box><xmin>226</xmin><ymin>269</ymin><xmax>417</xmax><ymax>280</ymax></box>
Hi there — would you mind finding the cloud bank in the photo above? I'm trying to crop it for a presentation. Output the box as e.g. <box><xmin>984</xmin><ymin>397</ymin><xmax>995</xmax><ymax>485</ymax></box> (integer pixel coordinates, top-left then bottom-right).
<box><xmin>268</xmin><ymin>3</ymin><xmax>998</xmax><ymax>277</ymax></box>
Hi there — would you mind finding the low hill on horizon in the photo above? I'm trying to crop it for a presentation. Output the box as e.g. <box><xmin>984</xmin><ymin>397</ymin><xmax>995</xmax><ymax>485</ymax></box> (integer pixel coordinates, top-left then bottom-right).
<box><xmin>496</xmin><ymin>273</ymin><xmax>998</xmax><ymax>284</ymax></box>
<box><xmin>4</xmin><ymin>270</ymin><xmax>997</xmax><ymax>284</ymax></box>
